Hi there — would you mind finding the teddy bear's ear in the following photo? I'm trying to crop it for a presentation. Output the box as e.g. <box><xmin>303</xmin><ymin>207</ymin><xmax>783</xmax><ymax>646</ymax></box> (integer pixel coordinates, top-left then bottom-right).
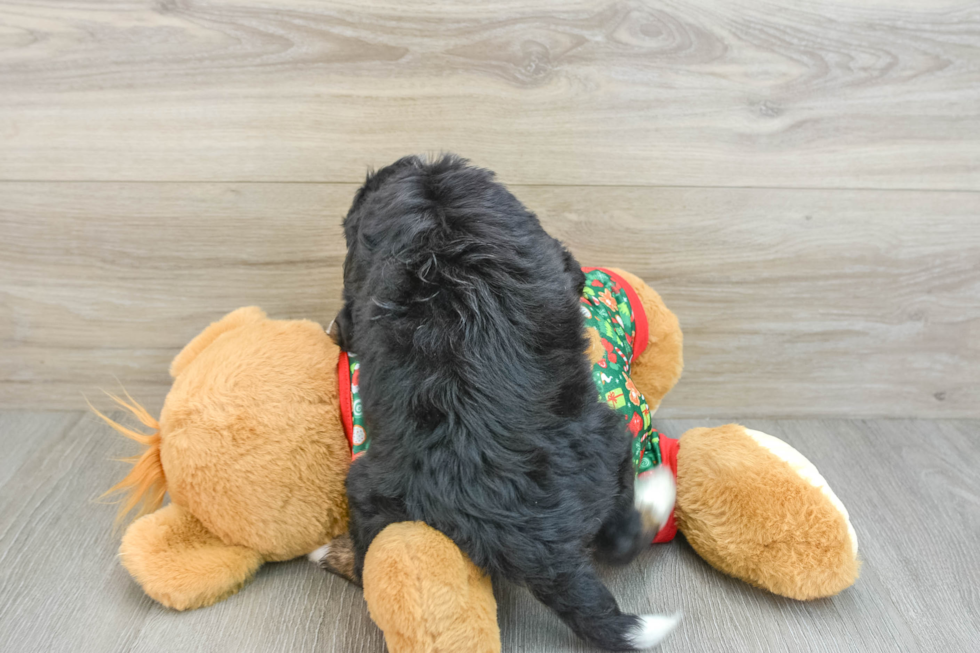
<box><xmin>169</xmin><ymin>306</ymin><xmax>267</xmax><ymax>379</ymax></box>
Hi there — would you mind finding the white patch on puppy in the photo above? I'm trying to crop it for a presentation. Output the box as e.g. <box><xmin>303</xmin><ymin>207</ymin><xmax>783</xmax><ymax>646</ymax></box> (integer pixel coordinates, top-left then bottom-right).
<box><xmin>627</xmin><ymin>612</ymin><xmax>682</xmax><ymax>649</ymax></box>
<box><xmin>634</xmin><ymin>464</ymin><xmax>676</xmax><ymax>532</ymax></box>
<box><xmin>307</xmin><ymin>543</ymin><xmax>331</xmax><ymax>565</ymax></box>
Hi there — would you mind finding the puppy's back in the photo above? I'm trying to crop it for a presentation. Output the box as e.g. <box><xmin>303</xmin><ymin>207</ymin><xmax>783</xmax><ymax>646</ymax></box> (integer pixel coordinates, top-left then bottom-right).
<box><xmin>341</xmin><ymin>155</ymin><xmax>589</xmax><ymax>420</ymax></box>
<box><xmin>341</xmin><ymin>156</ymin><xmax>674</xmax><ymax>650</ymax></box>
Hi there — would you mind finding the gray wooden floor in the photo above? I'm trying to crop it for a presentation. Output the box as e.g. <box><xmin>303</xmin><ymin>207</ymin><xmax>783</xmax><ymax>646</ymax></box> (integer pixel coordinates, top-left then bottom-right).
<box><xmin>1</xmin><ymin>413</ymin><xmax>977</xmax><ymax>652</ymax></box>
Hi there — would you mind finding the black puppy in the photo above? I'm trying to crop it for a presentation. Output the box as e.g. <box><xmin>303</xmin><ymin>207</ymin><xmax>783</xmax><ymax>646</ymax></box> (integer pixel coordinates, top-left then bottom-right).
<box><xmin>335</xmin><ymin>155</ymin><xmax>678</xmax><ymax>650</ymax></box>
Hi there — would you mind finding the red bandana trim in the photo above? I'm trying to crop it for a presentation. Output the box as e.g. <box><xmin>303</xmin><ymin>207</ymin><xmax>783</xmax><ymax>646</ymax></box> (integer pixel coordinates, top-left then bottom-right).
<box><xmin>337</xmin><ymin>351</ymin><xmax>355</xmax><ymax>455</ymax></box>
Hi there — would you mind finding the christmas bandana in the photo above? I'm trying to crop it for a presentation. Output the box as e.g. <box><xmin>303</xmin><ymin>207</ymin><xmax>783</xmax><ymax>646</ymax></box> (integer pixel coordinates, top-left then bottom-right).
<box><xmin>580</xmin><ymin>268</ymin><xmax>664</xmax><ymax>476</ymax></box>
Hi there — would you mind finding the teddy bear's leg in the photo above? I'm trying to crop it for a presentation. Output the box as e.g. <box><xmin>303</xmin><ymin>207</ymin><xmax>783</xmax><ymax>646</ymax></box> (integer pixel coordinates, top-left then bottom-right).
<box><xmin>605</xmin><ymin>268</ymin><xmax>683</xmax><ymax>412</ymax></box>
<box><xmin>120</xmin><ymin>503</ymin><xmax>264</xmax><ymax>611</ymax></box>
<box><xmin>362</xmin><ymin>522</ymin><xmax>500</xmax><ymax>653</ymax></box>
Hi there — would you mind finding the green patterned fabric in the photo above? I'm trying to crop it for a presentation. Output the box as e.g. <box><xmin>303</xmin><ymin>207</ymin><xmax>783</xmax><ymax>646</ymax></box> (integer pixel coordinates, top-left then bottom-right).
<box><xmin>347</xmin><ymin>353</ymin><xmax>369</xmax><ymax>460</ymax></box>
<box><xmin>581</xmin><ymin>269</ymin><xmax>663</xmax><ymax>475</ymax></box>
<box><xmin>346</xmin><ymin>269</ymin><xmax>663</xmax><ymax>475</ymax></box>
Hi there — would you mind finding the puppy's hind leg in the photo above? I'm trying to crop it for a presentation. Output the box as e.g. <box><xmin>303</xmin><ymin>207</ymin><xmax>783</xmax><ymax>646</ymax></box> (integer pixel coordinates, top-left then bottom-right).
<box><xmin>525</xmin><ymin>559</ymin><xmax>680</xmax><ymax>651</ymax></box>
<box><xmin>594</xmin><ymin>440</ymin><xmax>676</xmax><ymax>566</ymax></box>
<box><xmin>632</xmin><ymin>464</ymin><xmax>676</xmax><ymax>536</ymax></box>
<box><xmin>592</xmin><ymin>496</ymin><xmax>647</xmax><ymax>567</ymax></box>
<box><xmin>595</xmin><ymin>450</ymin><xmax>677</xmax><ymax>565</ymax></box>
<box><xmin>309</xmin><ymin>533</ymin><xmax>360</xmax><ymax>586</ymax></box>
<box><xmin>346</xmin><ymin>461</ymin><xmax>409</xmax><ymax>581</ymax></box>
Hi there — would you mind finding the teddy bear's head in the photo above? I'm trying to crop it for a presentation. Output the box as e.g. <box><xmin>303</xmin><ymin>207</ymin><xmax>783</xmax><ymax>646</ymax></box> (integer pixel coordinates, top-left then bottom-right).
<box><xmin>158</xmin><ymin>306</ymin><xmax>351</xmax><ymax>561</ymax></box>
<box><xmin>100</xmin><ymin>307</ymin><xmax>353</xmax><ymax>610</ymax></box>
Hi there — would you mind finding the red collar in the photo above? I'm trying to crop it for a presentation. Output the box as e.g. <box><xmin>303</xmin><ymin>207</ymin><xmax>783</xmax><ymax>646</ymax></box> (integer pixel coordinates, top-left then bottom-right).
<box><xmin>337</xmin><ymin>351</ymin><xmax>357</xmax><ymax>459</ymax></box>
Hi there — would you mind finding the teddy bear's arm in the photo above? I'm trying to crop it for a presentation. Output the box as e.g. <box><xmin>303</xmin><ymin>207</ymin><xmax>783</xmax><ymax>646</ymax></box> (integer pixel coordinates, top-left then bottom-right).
<box><xmin>120</xmin><ymin>503</ymin><xmax>264</xmax><ymax>611</ymax></box>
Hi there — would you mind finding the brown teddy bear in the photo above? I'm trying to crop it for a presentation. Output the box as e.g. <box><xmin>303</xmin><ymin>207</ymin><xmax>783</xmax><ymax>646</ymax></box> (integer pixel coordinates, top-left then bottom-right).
<box><xmin>99</xmin><ymin>268</ymin><xmax>858</xmax><ymax>652</ymax></box>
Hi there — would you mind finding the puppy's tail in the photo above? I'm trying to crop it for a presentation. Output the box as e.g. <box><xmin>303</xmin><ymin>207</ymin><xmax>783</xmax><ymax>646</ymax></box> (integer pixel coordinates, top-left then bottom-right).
<box><xmin>526</xmin><ymin>563</ymin><xmax>680</xmax><ymax>650</ymax></box>
<box><xmin>623</xmin><ymin>614</ymin><xmax>683</xmax><ymax>650</ymax></box>
<box><xmin>574</xmin><ymin>607</ymin><xmax>681</xmax><ymax>651</ymax></box>
<box><xmin>91</xmin><ymin>391</ymin><xmax>167</xmax><ymax>526</ymax></box>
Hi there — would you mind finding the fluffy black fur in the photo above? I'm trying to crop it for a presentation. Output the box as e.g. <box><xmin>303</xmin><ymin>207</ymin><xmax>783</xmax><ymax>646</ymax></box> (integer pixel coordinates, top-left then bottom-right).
<box><xmin>338</xmin><ymin>155</ymin><xmax>651</xmax><ymax>650</ymax></box>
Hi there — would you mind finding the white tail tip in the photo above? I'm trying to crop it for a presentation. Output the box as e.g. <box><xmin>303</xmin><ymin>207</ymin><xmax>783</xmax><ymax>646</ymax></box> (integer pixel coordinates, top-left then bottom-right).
<box><xmin>627</xmin><ymin>612</ymin><xmax>682</xmax><ymax>649</ymax></box>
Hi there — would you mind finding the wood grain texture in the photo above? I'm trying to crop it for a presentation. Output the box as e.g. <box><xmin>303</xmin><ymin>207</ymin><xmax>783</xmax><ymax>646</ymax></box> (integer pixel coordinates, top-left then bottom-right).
<box><xmin>1</xmin><ymin>0</ymin><xmax>978</xmax><ymax>188</ymax></box>
<box><xmin>1</xmin><ymin>413</ymin><xmax>977</xmax><ymax>652</ymax></box>
<box><xmin>2</xmin><ymin>182</ymin><xmax>977</xmax><ymax>417</ymax></box>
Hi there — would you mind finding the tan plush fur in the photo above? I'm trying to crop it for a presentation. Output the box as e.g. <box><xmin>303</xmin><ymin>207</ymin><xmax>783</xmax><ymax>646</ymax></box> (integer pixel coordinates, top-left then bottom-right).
<box><xmin>363</xmin><ymin>522</ymin><xmax>501</xmax><ymax>653</ymax></box>
<box><xmin>168</xmin><ymin>306</ymin><xmax>267</xmax><ymax>379</ymax></box>
<box><xmin>582</xmin><ymin>278</ymin><xmax>858</xmax><ymax>601</ymax></box>
<box><xmin>108</xmin><ymin>307</ymin><xmax>351</xmax><ymax>610</ymax></box>
<box><xmin>120</xmin><ymin>503</ymin><xmax>264</xmax><ymax>610</ymax></box>
<box><xmin>675</xmin><ymin>424</ymin><xmax>859</xmax><ymax>600</ymax></box>
<box><xmin>160</xmin><ymin>310</ymin><xmax>351</xmax><ymax>561</ymax></box>
<box><xmin>94</xmin><ymin>392</ymin><xmax>166</xmax><ymax>524</ymax></box>
<box><xmin>585</xmin><ymin>326</ymin><xmax>605</xmax><ymax>365</ymax></box>
<box><xmin>605</xmin><ymin>268</ymin><xmax>683</xmax><ymax>412</ymax></box>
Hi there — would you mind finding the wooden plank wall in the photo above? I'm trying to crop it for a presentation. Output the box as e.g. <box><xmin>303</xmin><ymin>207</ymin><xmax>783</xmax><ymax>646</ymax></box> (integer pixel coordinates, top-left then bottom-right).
<box><xmin>1</xmin><ymin>0</ymin><xmax>978</xmax><ymax>417</ymax></box>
